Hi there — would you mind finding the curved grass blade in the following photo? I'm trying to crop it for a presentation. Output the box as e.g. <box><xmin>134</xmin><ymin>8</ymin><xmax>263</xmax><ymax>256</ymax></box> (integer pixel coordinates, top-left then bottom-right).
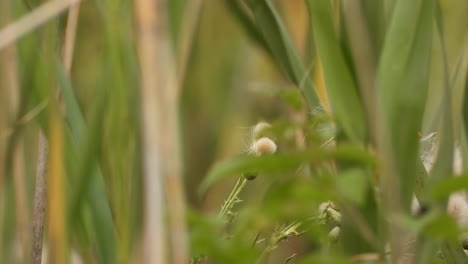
<box><xmin>376</xmin><ymin>0</ymin><xmax>433</xmax><ymax>210</ymax></box>
<box><xmin>224</xmin><ymin>0</ymin><xmax>272</xmax><ymax>57</ymax></box>
<box><xmin>56</xmin><ymin>61</ymin><xmax>116</xmax><ymax>263</ymax></box>
<box><xmin>305</xmin><ymin>0</ymin><xmax>367</xmax><ymax>143</ymax></box>
<box><xmin>56</xmin><ymin>59</ymin><xmax>85</xmax><ymax>143</ymax></box>
<box><xmin>375</xmin><ymin>0</ymin><xmax>435</xmax><ymax>261</ymax></box>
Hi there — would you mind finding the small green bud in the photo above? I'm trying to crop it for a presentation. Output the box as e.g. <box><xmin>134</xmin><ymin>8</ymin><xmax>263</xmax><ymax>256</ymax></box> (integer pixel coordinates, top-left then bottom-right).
<box><xmin>243</xmin><ymin>172</ymin><xmax>258</xmax><ymax>180</ymax></box>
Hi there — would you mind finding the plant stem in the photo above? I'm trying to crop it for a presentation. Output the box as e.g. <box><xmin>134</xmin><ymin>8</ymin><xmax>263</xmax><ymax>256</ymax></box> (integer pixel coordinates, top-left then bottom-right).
<box><xmin>134</xmin><ymin>0</ymin><xmax>172</xmax><ymax>262</ymax></box>
<box><xmin>219</xmin><ymin>177</ymin><xmax>248</xmax><ymax>218</ymax></box>
<box><xmin>32</xmin><ymin>133</ymin><xmax>48</xmax><ymax>264</ymax></box>
<box><xmin>0</xmin><ymin>0</ymin><xmax>82</xmax><ymax>50</ymax></box>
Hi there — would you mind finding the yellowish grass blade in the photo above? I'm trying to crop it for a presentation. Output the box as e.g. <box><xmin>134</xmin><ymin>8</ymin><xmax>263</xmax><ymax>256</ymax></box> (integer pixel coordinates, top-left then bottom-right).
<box><xmin>47</xmin><ymin>111</ymin><xmax>67</xmax><ymax>264</ymax></box>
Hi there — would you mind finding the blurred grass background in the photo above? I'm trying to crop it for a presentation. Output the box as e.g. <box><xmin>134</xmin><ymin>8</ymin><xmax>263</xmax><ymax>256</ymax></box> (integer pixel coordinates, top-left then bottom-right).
<box><xmin>0</xmin><ymin>0</ymin><xmax>467</xmax><ymax>263</ymax></box>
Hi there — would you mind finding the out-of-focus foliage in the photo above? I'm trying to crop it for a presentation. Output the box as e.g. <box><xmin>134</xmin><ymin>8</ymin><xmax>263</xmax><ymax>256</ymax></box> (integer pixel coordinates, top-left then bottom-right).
<box><xmin>0</xmin><ymin>0</ymin><xmax>467</xmax><ymax>263</ymax></box>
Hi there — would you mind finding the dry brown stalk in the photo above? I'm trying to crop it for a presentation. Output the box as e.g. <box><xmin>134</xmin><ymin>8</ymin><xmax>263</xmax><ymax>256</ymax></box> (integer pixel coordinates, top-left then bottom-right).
<box><xmin>133</xmin><ymin>0</ymin><xmax>168</xmax><ymax>263</ymax></box>
<box><xmin>0</xmin><ymin>0</ymin><xmax>82</xmax><ymax>50</ymax></box>
<box><xmin>32</xmin><ymin>134</ymin><xmax>48</xmax><ymax>264</ymax></box>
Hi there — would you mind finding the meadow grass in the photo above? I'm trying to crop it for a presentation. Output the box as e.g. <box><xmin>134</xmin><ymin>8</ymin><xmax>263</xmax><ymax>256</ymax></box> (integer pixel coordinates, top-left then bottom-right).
<box><xmin>0</xmin><ymin>0</ymin><xmax>467</xmax><ymax>263</ymax></box>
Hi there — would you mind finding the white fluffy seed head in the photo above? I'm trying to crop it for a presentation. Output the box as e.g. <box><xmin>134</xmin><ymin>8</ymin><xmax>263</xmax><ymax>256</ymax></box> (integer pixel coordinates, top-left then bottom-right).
<box><xmin>251</xmin><ymin>137</ymin><xmax>277</xmax><ymax>156</ymax></box>
<box><xmin>252</xmin><ymin>122</ymin><xmax>272</xmax><ymax>140</ymax></box>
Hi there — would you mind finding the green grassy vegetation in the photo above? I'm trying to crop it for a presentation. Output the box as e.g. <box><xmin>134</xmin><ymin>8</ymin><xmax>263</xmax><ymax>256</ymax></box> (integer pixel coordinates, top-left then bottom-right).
<box><xmin>0</xmin><ymin>0</ymin><xmax>467</xmax><ymax>263</ymax></box>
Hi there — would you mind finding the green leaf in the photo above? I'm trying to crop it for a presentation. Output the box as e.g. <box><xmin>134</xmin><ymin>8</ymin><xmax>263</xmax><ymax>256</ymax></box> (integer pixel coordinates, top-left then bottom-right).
<box><xmin>56</xmin><ymin>60</ymin><xmax>85</xmax><ymax>143</ymax></box>
<box><xmin>430</xmin><ymin>175</ymin><xmax>468</xmax><ymax>200</ymax></box>
<box><xmin>427</xmin><ymin>0</ymin><xmax>454</xmax><ymax>188</ymax></box>
<box><xmin>305</xmin><ymin>0</ymin><xmax>367</xmax><ymax>143</ymax></box>
<box><xmin>56</xmin><ymin>61</ymin><xmax>116</xmax><ymax>263</ymax></box>
<box><xmin>200</xmin><ymin>153</ymin><xmax>306</xmax><ymax>195</ymax></box>
<box><xmin>361</xmin><ymin>0</ymin><xmax>385</xmax><ymax>54</ymax></box>
<box><xmin>376</xmin><ymin>0</ymin><xmax>434</xmax><ymax>209</ymax></box>
<box><xmin>200</xmin><ymin>146</ymin><xmax>375</xmax><ymax>194</ymax></box>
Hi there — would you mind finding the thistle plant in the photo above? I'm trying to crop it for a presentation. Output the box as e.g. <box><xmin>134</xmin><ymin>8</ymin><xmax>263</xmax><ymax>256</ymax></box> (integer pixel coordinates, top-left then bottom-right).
<box><xmin>219</xmin><ymin>122</ymin><xmax>277</xmax><ymax>220</ymax></box>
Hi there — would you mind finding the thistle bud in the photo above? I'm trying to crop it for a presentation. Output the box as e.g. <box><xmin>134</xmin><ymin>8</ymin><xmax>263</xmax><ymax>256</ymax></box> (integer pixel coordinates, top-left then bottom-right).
<box><xmin>318</xmin><ymin>202</ymin><xmax>330</xmax><ymax>219</ymax></box>
<box><xmin>327</xmin><ymin>207</ymin><xmax>342</xmax><ymax>225</ymax></box>
<box><xmin>251</xmin><ymin>137</ymin><xmax>277</xmax><ymax>156</ymax></box>
<box><xmin>318</xmin><ymin>201</ymin><xmax>337</xmax><ymax>218</ymax></box>
<box><xmin>243</xmin><ymin>172</ymin><xmax>258</xmax><ymax>180</ymax></box>
<box><xmin>328</xmin><ymin>226</ymin><xmax>341</xmax><ymax>242</ymax></box>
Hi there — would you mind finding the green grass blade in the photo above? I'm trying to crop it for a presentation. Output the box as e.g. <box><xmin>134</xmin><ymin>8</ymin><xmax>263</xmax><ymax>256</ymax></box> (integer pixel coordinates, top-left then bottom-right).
<box><xmin>360</xmin><ymin>0</ymin><xmax>385</xmax><ymax>54</ymax></box>
<box><xmin>306</xmin><ymin>0</ymin><xmax>367</xmax><ymax>143</ymax></box>
<box><xmin>56</xmin><ymin>61</ymin><xmax>117</xmax><ymax>263</ymax></box>
<box><xmin>428</xmin><ymin>0</ymin><xmax>455</xmax><ymax>187</ymax></box>
<box><xmin>376</xmin><ymin>0</ymin><xmax>434</xmax><ymax>210</ymax></box>
<box><xmin>56</xmin><ymin>59</ymin><xmax>85</xmax><ymax>143</ymax></box>
<box><xmin>432</xmin><ymin>3</ymin><xmax>467</xmax><ymax>261</ymax></box>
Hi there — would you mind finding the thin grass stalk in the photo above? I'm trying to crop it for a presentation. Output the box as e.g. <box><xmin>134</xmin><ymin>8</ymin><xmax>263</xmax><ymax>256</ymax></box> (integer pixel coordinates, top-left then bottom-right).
<box><xmin>62</xmin><ymin>3</ymin><xmax>81</xmax><ymax>73</ymax></box>
<box><xmin>171</xmin><ymin>9</ymin><xmax>205</xmax><ymax>257</ymax></box>
<box><xmin>219</xmin><ymin>177</ymin><xmax>247</xmax><ymax>218</ymax></box>
<box><xmin>0</xmin><ymin>0</ymin><xmax>82</xmax><ymax>51</ymax></box>
<box><xmin>134</xmin><ymin>0</ymin><xmax>167</xmax><ymax>262</ymax></box>
<box><xmin>134</xmin><ymin>0</ymin><xmax>190</xmax><ymax>261</ymax></box>
<box><xmin>163</xmin><ymin>64</ymin><xmax>189</xmax><ymax>263</ymax></box>
<box><xmin>157</xmin><ymin>3</ymin><xmax>192</xmax><ymax>261</ymax></box>
<box><xmin>31</xmin><ymin>133</ymin><xmax>48</xmax><ymax>264</ymax></box>
<box><xmin>31</xmin><ymin>5</ymin><xmax>80</xmax><ymax>263</ymax></box>
<box><xmin>163</xmin><ymin>83</ymin><xmax>189</xmax><ymax>264</ymax></box>
<box><xmin>44</xmin><ymin>2</ymin><xmax>81</xmax><ymax>262</ymax></box>
<box><xmin>32</xmin><ymin>4</ymin><xmax>79</xmax><ymax>264</ymax></box>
